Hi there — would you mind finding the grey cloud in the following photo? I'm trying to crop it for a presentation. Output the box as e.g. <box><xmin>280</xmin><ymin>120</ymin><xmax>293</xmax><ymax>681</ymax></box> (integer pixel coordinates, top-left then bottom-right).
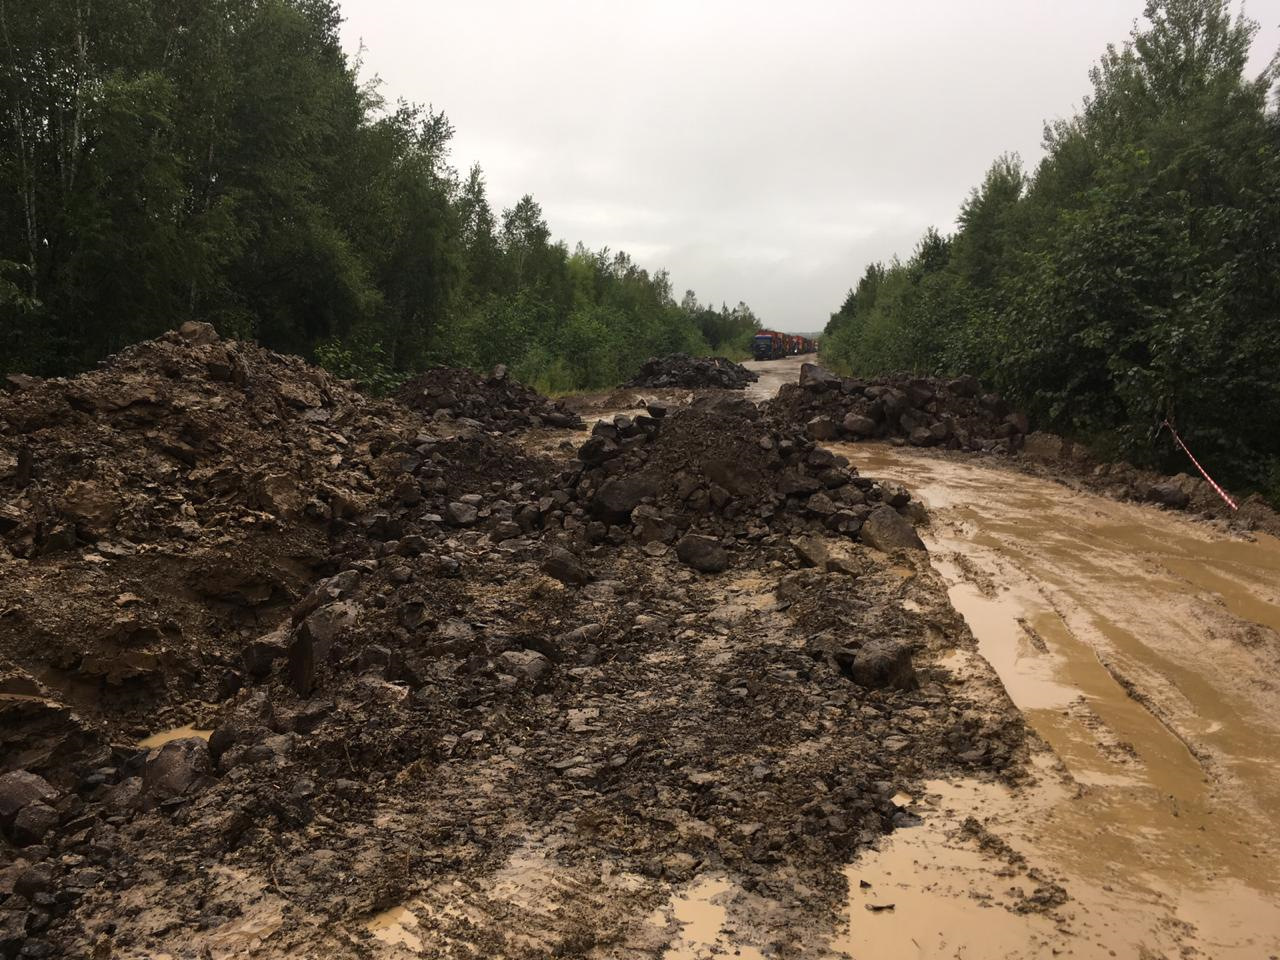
<box><xmin>342</xmin><ymin>1</ymin><xmax>1278</xmax><ymax>332</ymax></box>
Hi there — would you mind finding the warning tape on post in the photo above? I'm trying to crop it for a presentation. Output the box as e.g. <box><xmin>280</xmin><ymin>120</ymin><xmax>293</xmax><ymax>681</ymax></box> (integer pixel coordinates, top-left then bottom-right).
<box><xmin>1162</xmin><ymin>420</ymin><xmax>1238</xmax><ymax>512</ymax></box>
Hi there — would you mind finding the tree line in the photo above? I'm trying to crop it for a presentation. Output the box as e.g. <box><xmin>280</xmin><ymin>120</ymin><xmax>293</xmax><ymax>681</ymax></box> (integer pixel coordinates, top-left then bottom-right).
<box><xmin>822</xmin><ymin>0</ymin><xmax>1280</xmax><ymax>502</ymax></box>
<box><xmin>0</xmin><ymin>0</ymin><xmax>761</xmax><ymax>392</ymax></box>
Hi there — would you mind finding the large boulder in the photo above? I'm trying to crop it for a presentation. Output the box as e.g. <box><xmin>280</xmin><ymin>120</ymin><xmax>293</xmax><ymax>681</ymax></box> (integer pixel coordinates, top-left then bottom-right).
<box><xmin>805</xmin><ymin>417</ymin><xmax>839</xmax><ymax>441</ymax></box>
<box><xmin>842</xmin><ymin>414</ymin><xmax>877</xmax><ymax>438</ymax></box>
<box><xmin>799</xmin><ymin>363</ymin><xmax>839</xmax><ymax>391</ymax></box>
<box><xmin>676</xmin><ymin>534</ymin><xmax>729</xmax><ymax>573</ymax></box>
<box><xmin>590</xmin><ymin>474</ymin><xmax>658</xmax><ymax>522</ymax></box>
<box><xmin>0</xmin><ymin>771</ymin><xmax>57</xmax><ymax>822</ymax></box>
<box><xmin>1148</xmin><ymin>479</ymin><xmax>1191</xmax><ymax>509</ymax></box>
<box><xmin>542</xmin><ymin>547</ymin><xmax>591</xmax><ymax>586</ymax></box>
<box><xmin>791</xmin><ymin>536</ymin><xmax>830</xmax><ymax>569</ymax></box>
<box><xmin>859</xmin><ymin>505</ymin><xmax>926</xmax><ymax>553</ymax></box>
<box><xmin>848</xmin><ymin>639</ymin><xmax>918</xmax><ymax>690</ymax></box>
<box><xmin>141</xmin><ymin>737</ymin><xmax>212</xmax><ymax>804</ymax></box>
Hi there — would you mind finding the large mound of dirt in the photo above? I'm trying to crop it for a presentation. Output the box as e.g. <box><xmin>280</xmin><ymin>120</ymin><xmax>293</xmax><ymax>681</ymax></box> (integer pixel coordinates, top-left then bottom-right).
<box><xmin>396</xmin><ymin>364</ymin><xmax>581</xmax><ymax>432</ymax></box>
<box><xmin>771</xmin><ymin>362</ymin><xmax>1027</xmax><ymax>452</ymax></box>
<box><xmin>562</xmin><ymin>395</ymin><xmax>925</xmax><ymax>561</ymax></box>
<box><xmin>625</xmin><ymin>353</ymin><xmax>759</xmax><ymax>390</ymax></box>
<box><xmin>0</xmin><ymin>333</ymin><xmax>1027</xmax><ymax>959</ymax></box>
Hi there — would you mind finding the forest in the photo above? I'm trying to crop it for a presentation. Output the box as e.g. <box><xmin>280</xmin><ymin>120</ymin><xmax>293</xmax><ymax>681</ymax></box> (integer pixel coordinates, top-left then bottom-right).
<box><xmin>0</xmin><ymin>0</ymin><xmax>760</xmax><ymax>392</ymax></box>
<box><xmin>822</xmin><ymin>0</ymin><xmax>1280</xmax><ymax>501</ymax></box>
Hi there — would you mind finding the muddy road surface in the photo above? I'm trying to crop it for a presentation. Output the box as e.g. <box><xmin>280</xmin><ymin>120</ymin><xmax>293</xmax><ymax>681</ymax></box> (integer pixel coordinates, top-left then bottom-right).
<box><xmin>741</xmin><ymin>354</ymin><xmax>809</xmax><ymax>403</ymax></box>
<box><xmin>840</xmin><ymin>445</ymin><xmax>1280</xmax><ymax>959</ymax></box>
<box><xmin>3</xmin><ymin>334</ymin><xmax>1277</xmax><ymax>960</ymax></box>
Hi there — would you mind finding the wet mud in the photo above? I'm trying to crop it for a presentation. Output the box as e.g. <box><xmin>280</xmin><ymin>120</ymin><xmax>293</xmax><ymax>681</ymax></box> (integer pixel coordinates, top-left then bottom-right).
<box><xmin>840</xmin><ymin>444</ymin><xmax>1280</xmax><ymax>959</ymax></box>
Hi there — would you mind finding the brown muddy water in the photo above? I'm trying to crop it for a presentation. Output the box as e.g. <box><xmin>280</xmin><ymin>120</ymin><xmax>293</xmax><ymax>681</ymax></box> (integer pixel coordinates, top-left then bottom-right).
<box><xmin>136</xmin><ymin>723</ymin><xmax>212</xmax><ymax>750</ymax></box>
<box><xmin>836</xmin><ymin>444</ymin><xmax>1280</xmax><ymax>959</ymax></box>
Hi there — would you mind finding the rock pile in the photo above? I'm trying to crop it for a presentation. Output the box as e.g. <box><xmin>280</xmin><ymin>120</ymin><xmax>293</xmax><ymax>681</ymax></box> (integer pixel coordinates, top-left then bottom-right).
<box><xmin>0</xmin><ymin>320</ymin><xmax>408</xmax><ymax>558</ymax></box>
<box><xmin>396</xmin><ymin>364</ymin><xmax>581</xmax><ymax>431</ymax></box>
<box><xmin>770</xmin><ymin>362</ymin><xmax>1029</xmax><ymax>452</ymax></box>
<box><xmin>0</xmin><ymin>332</ymin><xmax>1029</xmax><ymax>959</ymax></box>
<box><xmin>560</xmin><ymin>394</ymin><xmax>926</xmax><ymax>570</ymax></box>
<box><xmin>625</xmin><ymin>354</ymin><xmax>759</xmax><ymax>390</ymax></box>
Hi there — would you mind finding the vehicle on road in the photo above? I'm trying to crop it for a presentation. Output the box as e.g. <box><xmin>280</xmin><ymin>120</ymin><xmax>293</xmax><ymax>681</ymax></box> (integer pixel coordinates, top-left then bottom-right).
<box><xmin>752</xmin><ymin>330</ymin><xmax>787</xmax><ymax>360</ymax></box>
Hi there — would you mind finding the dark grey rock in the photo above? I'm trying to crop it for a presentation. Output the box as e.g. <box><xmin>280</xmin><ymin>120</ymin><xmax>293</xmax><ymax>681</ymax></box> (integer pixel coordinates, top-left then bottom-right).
<box><xmin>860</xmin><ymin>505</ymin><xmax>926</xmax><ymax>552</ymax></box>
<box><xmin>676</xmin><ymin>534</ymin><xmax>728</xmax><ymax>573</ymax></box>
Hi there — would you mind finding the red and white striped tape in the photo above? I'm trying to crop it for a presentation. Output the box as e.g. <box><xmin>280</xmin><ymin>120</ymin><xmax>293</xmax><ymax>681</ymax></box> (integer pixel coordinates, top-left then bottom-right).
<box><xmin>1162</xmin><ymin>419</ymin><xmax>1238</xmax><ymax>511</ymax></box>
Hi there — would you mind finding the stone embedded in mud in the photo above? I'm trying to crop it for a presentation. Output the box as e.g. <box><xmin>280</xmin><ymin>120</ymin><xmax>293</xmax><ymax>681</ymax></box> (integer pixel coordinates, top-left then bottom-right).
<box><xmin>11</xmin><ymin>802</ymin><xmax>58</xmax><ymax>846</ymax></box>
<box><xmin>805</xmin><ymin>416</ymin><xmax>839</xmax><ymax>441</ymax></box>
<box><xmin>842</xmin><ymin>413</ymin><xmax>878</xmax><ymax>438</ymax></box>
<box><xmin>847</xmin><ymin>639</ymin><xmax>918</xmax><ymax>691</ymax></box>
<box><xmin>590</xmin><ymin>474</ymin><xmax>658</xmax><ymax>522</ymax></box>
<box><xmin>632</xmin><ymin>504</ymin><xmax>676</xmax><ymax>544</ymax></box>
<box><xmin>578</xmin><ymin>435</ymin><xmax>621</xmax><ymax>465</ymax></box>
<box><xmin>288</xmin><ymin>630</ymin><xmax>316</xmax><ymax>697</ymax></box>
<box><xmin>141</xmin><ymin>737</ymin><xmax>212</xmax><ymax>805</ymax></box>
<box><xmin>242</xmin><ymin>627</ymin><xmax>289</xmax><ymax>677</ymax></box>
<box><xmin>791</xmin><ymin>536</ymin><xmax>830</xmax><ymax>569</ymax></box>
<box><xmin>444</xmin><ymin>501</ymin><xmax>479</xmax><ymax>526</ymax></box>
<box><xmin>1147</xmin><ymin>480</ymin><xmax>1190</xmax><ymax>509</ymax></box>
<box><xmin>301</xmin><ymin>601</ymin><xmax>359</xmax><ymax>663</ymax></box>
<box><xmin>859</xmin><ymin>505</ymin><xmax>926</xmax><ymax>553</ymax></box>
<box><xmin>177</xmin><ymin>320</ymin><xmax>219</xmax><ymax>345</ymax></box>
<box><xmin>703</xmin><ymin>459</ymin><xmax>761</xmax><ymax>498</ymax></box>
<box><xmin>497</xmin><ymin>650</ymin><xmax>552</xmax><ymax>685</ymax></box>
<box><xmin>878</xmin><ymin>483</ymin><xmax>911</xmax><ymax>508</ymax></box>
<box><xmin>800</xmin><ymin>363</ymin><xmax>838</xmax><ymax>391</ymax></box>
<box><xmin>14</xmin><ymin>862</ymin><xmax>55</xmax><ymax>899</ymax></box>
<box><xmin>908</xmin><ymin>426</ymin><xmax>936</xmax><ymax>447</ymax></box>
<box><xmin>59</xmin><ymin>479</ymin><xmax>120</xmax><ymax>540</ymax></box>
<box><xmin>676</xmin><ymin>534</ymin><xmax>728</xmax><ymax>573</ymax></box>
<box><xmin>0</xmin><ymin>771</ymin><xmax>57</xmax><ymax>820</ymax></box>
<box><xmin>542</xmin><ymin>547</ymin><xmax>591</xmax><ymax>586</ymax></box>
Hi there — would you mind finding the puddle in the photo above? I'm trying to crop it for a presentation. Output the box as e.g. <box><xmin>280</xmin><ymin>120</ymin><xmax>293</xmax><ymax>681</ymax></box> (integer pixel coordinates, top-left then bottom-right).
<box><xmin>660</xmin><ymin>874</ymin><xmax>766</xmax><ymax>960</ymax></box>
<box><xmin>832</xmin><ymin>444</ymin><xmax>1280</xmax><ymax>958</ymax></box>
<box><xmin>839</xmin><ymin>775</ymin><xmax>1280</xmax><ymax>959</ymax></box>
<box><xmin>138</xmin><ymin>724</ymin><xmax>212</xmax><ymax>749</ymax></box>
<box><xmin>366</xmin><ymin>905</ymin><xmax>423</xmax><ymax>952</ymax></box>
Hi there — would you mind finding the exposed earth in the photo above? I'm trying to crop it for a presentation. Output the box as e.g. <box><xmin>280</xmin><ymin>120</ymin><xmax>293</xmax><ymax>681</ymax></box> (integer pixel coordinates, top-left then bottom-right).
<box><xmin>0</xmin><ymin>344</ymin><xmax>1276</xmax><ymax>958</ymax></box>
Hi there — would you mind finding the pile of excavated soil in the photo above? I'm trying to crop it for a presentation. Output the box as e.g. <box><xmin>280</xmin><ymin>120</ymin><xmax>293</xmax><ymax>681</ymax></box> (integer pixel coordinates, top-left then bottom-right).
<box><xmin>396</xmin><ymin>364</ymin><xmax>581</xmax><ymax>432</ymax></box>
<box><xmin>771</xmin><ymin>363</ymin><xmax>1027</xmax><ymax>452</ymax></box>
<box><xmin>625</xmin><ymin>353</ymin><xmax>759</xmax><ymax>390</ymax></box>
<box><xmin>0</xmin><ymin>335</ymin><xmax>1028</xmax><ymax>959</ymax></box>
<box><xmin>0</xmin><ymin>322</ymin><xmax>422</xmax><ymax>717</ymax></box>
<box><xmin>1012</xmin><ymin>433</ymin><xmax>1280</xmax><ymax>535</ymax></box>
<box><xmin>561</xmin><ymin>395</ymin><xmax>930</xmax><ymax>569</ymax></box>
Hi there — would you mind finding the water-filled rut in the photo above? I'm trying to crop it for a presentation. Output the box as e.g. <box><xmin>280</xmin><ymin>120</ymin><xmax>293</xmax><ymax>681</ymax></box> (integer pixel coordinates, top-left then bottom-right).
<box><xmin>836</xmin><ymin>444</ymin><xmax>1280</xmax><ymax>958</ymax></box>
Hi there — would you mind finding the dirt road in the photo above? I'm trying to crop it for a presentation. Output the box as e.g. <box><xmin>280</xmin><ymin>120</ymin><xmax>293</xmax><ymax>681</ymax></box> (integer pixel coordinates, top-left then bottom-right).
<box><xmin>837</xmin><ymin>445</ymin><xmax>1280</xmax><ymax>959</ymax></box>
<box><xmin>7</xmin><ymin>337</ymin><xmax>1278</xmax><ymax>959</ymax></box>
<box><xmin>741</xmin><ymin>354</ymin><xmax>809</xmax><ymax>402</ymax></box>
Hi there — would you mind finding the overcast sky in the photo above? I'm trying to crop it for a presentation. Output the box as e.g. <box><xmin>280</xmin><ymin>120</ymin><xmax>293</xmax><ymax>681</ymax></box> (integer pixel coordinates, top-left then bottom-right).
<box><xmin>339</xmin><ymin>1</ymin><xmax>1279</xmax><ymax>333</ymax></box>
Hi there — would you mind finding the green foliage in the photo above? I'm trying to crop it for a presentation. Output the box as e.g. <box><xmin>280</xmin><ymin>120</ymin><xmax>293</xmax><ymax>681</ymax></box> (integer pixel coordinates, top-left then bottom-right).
<box><xmin>314</xmin><ymin>336</ymin><xmax>406</xmax><ymax>395</ymax></box>
<box><xmin>824</xmin><ymin>0</ymin><xmax>1280</xmax><ymax>499</ymax></box>
<box><xmin>0</xmin><ymin>0</ymin><xmax>761</xmax><ymax>391</ymax></box>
